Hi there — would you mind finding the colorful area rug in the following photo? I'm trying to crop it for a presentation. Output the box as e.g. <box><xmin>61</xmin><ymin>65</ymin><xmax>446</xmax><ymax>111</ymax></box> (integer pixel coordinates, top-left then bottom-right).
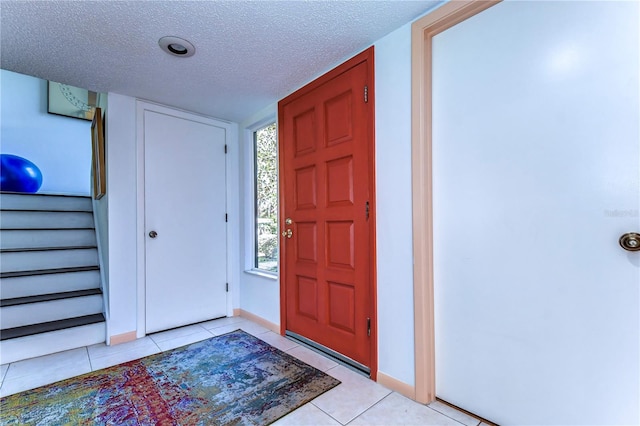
<box><xmin>0</xmin><ymin>330</ymin><xmax>340</xmax><ymax>425</ymax></box>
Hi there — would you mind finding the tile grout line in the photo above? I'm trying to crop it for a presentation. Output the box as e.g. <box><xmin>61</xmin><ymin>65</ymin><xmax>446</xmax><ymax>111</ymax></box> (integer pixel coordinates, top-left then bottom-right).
<box><xmin>427</xmin><ymin>402</ymin><xmax>479</xmax><ymax>426</ymax></box>
<box><xmin>85</xmin><ymin>346</ymin><xmax>94</xmax><ymax>371</ymax></box>
<box><xmin>315</xmin><ymin>362</ymin><xmax>473</xmax><ymax>426</ymax></box>
<box><xmin>0</xmin><ymin>363</ymin><xmax>11</xmax><ymax>389</ymax></box>
<box><xmin>150</xmin><ymin>336</ymin><xmax>162</xmax><ymax>352</ymax></box>
<box><xmin>352</xmin><ymin>390</ymin><xmax>395</xmax><ymax>423</ymax></box>
<box><xmin>309</xmin><ymin>400</ymin><xmax>345</xmax><ymax>426</ymax></box>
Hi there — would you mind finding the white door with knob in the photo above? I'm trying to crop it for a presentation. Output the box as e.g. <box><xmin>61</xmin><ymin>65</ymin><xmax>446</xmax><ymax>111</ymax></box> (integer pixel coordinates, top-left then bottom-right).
<box><xmin>432</xmin><ymin>1</ymin><xmax>639</xmax><ymax>424</ymax></box>
<box><xmin>142</xmin><ymin>106</ymin><xmax>228</xmax><ymax>334</ymax></box>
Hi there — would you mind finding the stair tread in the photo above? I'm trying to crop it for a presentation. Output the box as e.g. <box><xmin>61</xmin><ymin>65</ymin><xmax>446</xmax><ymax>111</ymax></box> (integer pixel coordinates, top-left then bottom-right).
<box><xmin>0</xmin><ymin>265</ymin><xmax>99</xmax><ymax>279</ymax></box>
<box><xmin>1</xmin><ymin>288</ymin><xmax>103</xmax><ymax>307</ymax></box>
<box><xmin>0</xmin><ymin>245</ymin><xmax>97</xmax><ymax>253</ymax></box>
<box><xmin>0</xmin><ymin>313</ymin><xmax>105</xmax><ymax>341</ymax></box>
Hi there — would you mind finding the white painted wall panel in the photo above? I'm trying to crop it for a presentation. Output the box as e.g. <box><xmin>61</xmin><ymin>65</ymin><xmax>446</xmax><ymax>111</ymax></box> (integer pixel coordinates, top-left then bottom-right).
<box><xmin>432</xmin><ymin>1</ymin><xmax>639</xmax><ymax>424</ymax></box>
<box><xmin>374</xmin><ymin>21</ymin><xmax>416</xmax><ymax>386</ymax></box>
<box><xmin>105</xmin><ymin>93</ymin><xmax>138</xmax><ymax>339</ymax></box>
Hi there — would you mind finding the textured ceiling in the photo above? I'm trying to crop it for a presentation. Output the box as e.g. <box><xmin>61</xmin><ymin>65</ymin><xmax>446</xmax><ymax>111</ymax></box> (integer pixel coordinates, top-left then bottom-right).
<box><xmin>0</xmin><ymin>0</ymin><xmax>441</xmax><ymax>122</ymax></box>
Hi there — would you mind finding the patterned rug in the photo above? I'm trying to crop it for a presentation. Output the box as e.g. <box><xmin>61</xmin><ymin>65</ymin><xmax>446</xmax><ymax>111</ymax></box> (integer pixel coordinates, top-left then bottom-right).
<box><xmin>0</xmin><ymin>330</ymin><xmax>340</xmax><ymax>425</ymax></box>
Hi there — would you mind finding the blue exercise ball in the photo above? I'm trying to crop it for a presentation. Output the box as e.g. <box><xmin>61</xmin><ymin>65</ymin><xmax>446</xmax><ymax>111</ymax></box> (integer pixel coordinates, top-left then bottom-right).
<box><xmin>0</xmin><ymin>154</ymin><xmax>43</xmax><ymax>193</ymax></box>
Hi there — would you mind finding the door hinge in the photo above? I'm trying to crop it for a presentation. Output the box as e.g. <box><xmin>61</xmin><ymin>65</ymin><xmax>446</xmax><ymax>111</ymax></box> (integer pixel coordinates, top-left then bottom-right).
<box><xmin>224</xmin><ymin>144</ymin><xmax>228</xmax><ymax>154</ymax></box>
<box><xmin>225</xmin><ymin>213</ymin><xmax>228</xmax><ymax>222</ymax></box>
<box><xmin>367</xmin><ymin>317</ymin><xmax>371</xmax><ymax>337</ymax></box>
<box><xmin>364</xmin><ymin>85</ymin><xmax>368</xmax><ymax>103</ymax></box>
<box><xmin>226</xmin><ymin>283</ymin><xmax>229</xmax><ymax>292</ymax></box>
<box><xmin>365</xmin><ymin>201</ymin><xmax>370</xmax><ymax>219</ymax></box>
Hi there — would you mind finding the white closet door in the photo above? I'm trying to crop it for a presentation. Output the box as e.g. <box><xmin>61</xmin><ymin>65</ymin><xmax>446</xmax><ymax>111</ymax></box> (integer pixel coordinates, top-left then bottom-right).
<box><xmin>144</xmin><ymin>109</ymin><xmax>227</xmax><ymax>333</ymax></box>
<box><xmin>432</xmin><ymin>1</ymin><xmax>639</xmax><ymax>424</ymax></box>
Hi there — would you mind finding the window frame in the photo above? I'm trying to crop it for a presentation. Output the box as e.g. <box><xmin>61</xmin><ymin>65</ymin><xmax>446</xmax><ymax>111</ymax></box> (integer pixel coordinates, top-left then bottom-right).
<box><xmin>252</xmin><ymin>122</ymin><xmax>278</xmax><ymax>273</ymax></box>
<box><xmin>243</xmin><ymin>113</ymin><xmax>279</xmax><ymax>278</ymax></box>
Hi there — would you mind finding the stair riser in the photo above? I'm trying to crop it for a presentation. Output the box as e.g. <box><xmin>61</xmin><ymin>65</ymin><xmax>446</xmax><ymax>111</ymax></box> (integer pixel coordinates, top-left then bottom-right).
<box><xmin>0</xmin><ymin>270</ymin><xmax>101</xmax><ymax>299</ymax></box>
<box><xmin>0</xmin><ymin>229</ymin><xmax>97</xmax><ymax>250</ymax></box>
<box><xmin>0</xmin><ymin>193</ymin><xmax>92</xmax><ymax>212</ymax></box>
<box><xmin>0</xmin><ymin>194</ymin><xmax>105</xmax><ymax>364</ymax></box>
<box><xmin>0</xmin><ymin>248</ymin><xmax>98</xmax><ymax>273</ymax></box>
<box><xmin>0</xmin><ymin>211</ymin><xmax>94</xmax><ymax>230</ymax></box>
<box><xmin>0</xmin><ymin>295</ymin><xmax>104</xmax><ymax>329</ymax></box>
<box><xmin>0</xmin><ymin>322</ymin><xmax>105</xmax><ymax>365</ymax></box>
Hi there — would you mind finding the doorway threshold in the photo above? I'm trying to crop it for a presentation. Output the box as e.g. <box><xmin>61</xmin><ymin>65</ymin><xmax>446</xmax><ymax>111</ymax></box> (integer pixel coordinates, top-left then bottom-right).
<box><xmin>285</xmin><ymin>330</ymin><xmax>370</xmax><ymax>378</ymax></box>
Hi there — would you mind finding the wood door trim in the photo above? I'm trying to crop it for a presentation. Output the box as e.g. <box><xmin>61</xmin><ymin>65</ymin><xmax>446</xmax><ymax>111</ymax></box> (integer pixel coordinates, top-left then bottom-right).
<box><xmin>411</xmin><ymin>0</ymin><xmax>500</xmax><ymax>404</ymax></box>
<box><xmin>278</xmin><ymin>47</ymin><xmax>377</xmax><ymax>379</ymax></box>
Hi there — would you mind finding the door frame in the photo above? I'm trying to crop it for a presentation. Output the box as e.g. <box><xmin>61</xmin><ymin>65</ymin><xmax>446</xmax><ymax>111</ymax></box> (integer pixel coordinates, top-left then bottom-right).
<box><xmin>278</xmin><ymin>47</ymin><xmax>378</xmax><ymax>378</ymax></box>
<box><xmin>411</xmin><ymin>0</ymin><xmax>501</xmax><ymax>403</ymax></box>
<box><xmin>135</xmin><ymin>100</ymin><xmax>239</xmax><ymax>338</ymax></box>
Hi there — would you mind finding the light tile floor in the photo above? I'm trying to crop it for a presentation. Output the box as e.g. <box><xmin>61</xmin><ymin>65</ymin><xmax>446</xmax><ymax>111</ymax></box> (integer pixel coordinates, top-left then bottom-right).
<box><xmin>0</xmin><ymin>316</ymin><xmax>482</xmax><ymax>425</ymax></box>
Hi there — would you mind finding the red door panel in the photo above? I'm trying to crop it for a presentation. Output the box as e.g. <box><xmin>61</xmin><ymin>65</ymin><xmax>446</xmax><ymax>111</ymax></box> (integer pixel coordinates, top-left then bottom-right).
<box><xmin>279</xmin><ymin>49</ymin><xmax>375</xmax><ymax>369</ymax></box>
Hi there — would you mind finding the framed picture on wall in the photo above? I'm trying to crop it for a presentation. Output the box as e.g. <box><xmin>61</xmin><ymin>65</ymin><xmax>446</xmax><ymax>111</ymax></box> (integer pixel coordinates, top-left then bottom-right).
<box><xmin>48</xmin><ymin>81</ymin><xmax>98</xmax><ymax>121</ymax></box>
<box><xmin>91</xmin><ymin>107</ymin><xmax>106</xmax><ymax>200</ymax></box>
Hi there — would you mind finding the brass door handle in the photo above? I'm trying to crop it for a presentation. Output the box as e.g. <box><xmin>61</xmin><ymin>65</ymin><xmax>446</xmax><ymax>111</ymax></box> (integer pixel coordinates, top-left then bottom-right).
<box><xmin>281</xmin><ymin>229</ymin><xmax>292</xmax><ymax>239</ymax></box>
<box><xmin>619</xmin><ymin>233</ymin><xmax>640</xmax><ymax>251</ymax></box>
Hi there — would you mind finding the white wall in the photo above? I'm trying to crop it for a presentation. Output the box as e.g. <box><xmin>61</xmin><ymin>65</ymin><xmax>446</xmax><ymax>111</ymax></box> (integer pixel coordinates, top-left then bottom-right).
<box><xmin>374</xmin><ymin>21</ymin><xmax>416</xmax><ymax>386</ymax></box>
<box><xmin>104</xmin><ymin>93</ymin><xmax>138</xmax><ymax>340</ymax></box>
<box><xmin>103</xmin><ymin>93</ymin><xmax>241</xmax><ymax>340</ymax></box>
<box><xmin>238</xmin><ymin>105</ymin><xmax>281</xmax><ymax>325</ymax></box>
<box><xmin>0</xmin><ymin>70</ymin><xmax>92</xmax><ymax>195</ymax></box>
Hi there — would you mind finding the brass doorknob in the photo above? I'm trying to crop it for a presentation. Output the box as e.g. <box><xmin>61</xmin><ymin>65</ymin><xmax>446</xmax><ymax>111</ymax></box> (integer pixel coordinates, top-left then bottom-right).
<box><xmin>149</xmin><ymin>230</ymin><xmax>158</xmax><ymax>239</ymax></box>
<box><xmin>281</xmin><ymin>229</ymin><xmax>292</xmax><ymax>239</ymax></box>
<box><xmin>619</xmin><ymin>233</ymin><xmax>640</xmax><ymax>252</ymax></box>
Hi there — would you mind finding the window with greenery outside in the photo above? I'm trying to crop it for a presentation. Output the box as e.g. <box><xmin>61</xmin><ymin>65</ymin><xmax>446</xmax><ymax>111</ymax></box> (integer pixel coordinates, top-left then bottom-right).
<box><xmin>254</xmin><ymin>123</ymin><xmax>278</xmax><ymax>272</ymax></box>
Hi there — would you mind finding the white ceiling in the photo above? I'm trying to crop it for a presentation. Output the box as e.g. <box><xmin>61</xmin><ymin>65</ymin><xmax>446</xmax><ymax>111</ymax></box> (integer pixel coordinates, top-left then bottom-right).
<box><xmin>1</xmin><ymin>0</ymin><xmax>441</xmax><ymax>122</ymax></box>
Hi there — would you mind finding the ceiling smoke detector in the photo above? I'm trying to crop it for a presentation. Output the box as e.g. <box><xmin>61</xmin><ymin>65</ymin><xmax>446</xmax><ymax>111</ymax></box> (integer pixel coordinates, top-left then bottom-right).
<box><xmin>158</xmin><ymin>36</ymin><xmax>195</xmax><ymax>58</ymax></box>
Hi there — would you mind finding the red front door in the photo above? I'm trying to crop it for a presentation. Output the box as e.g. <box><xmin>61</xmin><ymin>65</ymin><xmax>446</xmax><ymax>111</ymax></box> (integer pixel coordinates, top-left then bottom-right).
<box><xmin>279</xmin><ymin>48</ymin><xmax>376</xmax><ymax>371</ymax></box>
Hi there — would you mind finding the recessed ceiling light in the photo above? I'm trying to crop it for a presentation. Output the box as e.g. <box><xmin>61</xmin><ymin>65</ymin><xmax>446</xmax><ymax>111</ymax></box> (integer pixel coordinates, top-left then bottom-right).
<box><xmin>158</xmin><ymin>36</ymin><xmax>195</xmax><ymax>58</ymax></box>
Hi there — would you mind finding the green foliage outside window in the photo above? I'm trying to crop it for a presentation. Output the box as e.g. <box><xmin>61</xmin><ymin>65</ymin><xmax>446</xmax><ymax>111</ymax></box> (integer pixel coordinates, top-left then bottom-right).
<box><xmin>255</xmin><ymin>123</ymin><xmax>278</xmax><ymax>272</ymax></box>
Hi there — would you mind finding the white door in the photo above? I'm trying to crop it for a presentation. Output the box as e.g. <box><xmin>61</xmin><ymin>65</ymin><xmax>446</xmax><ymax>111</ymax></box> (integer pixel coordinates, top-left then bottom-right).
<box><xmin>432</xmin><ymin>1</ymin><xmax>639</xmax><ymax>425</ymax></box>
<box><xmin>144</xmin><ymin>109</ymin><xmax>227</xmax><ymax>333</ymax></box>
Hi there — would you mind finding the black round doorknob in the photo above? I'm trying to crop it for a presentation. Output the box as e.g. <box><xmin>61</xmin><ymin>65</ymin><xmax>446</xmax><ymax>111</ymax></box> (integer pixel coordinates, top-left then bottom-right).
<box><xmin>149</xmin><ymin>230</ymin><xmax>158</xmax><ymax>239</ymax></box>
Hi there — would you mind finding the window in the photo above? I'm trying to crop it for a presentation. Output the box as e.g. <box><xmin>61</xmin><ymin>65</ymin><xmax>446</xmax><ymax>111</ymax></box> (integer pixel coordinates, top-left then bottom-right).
<box><xmin>254</xmin><ymin>123</ymin><xmax>278</xmax><ymax>272</ymax></box>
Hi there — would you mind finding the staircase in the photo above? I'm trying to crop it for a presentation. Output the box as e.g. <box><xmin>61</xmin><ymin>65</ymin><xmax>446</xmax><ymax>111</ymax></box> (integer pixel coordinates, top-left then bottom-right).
<box><xmin>0</xmin><ymin>193</ymin><xmax>106</xmax><ymax>364</ymax></box>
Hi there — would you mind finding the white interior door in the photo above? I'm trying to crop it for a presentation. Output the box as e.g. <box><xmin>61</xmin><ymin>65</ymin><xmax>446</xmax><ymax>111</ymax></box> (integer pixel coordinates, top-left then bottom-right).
<box><xmin>432</xmin><ymin>1</ymin><xmax>639</xmax><ymax>424</ymax></box>
<box><xmin>144</xmin><ymin>109</ymin><xmax>227</xmax><ymax>333</ymax></box>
